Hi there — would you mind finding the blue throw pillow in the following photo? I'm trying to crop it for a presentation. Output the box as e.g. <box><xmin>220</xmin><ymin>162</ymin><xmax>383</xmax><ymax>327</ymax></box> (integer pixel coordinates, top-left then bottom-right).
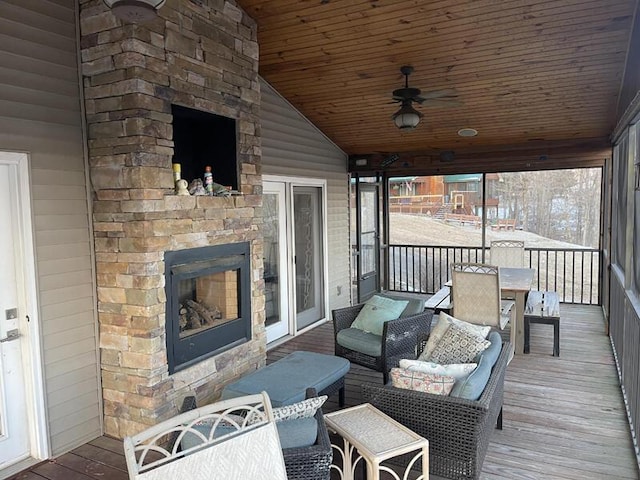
<box><xmin>378</xmin><ymin>293</ymin><xmax>425</xmax><ymax>318</ymax></box>
<box><xmin>450</xmin><ymin>331</ymin><xmax>502</xmax><ymax>400</ymax></box>
<box><xmin>351</xmin><ymin>295</ymin><xmax>409</xmax><ymax>336</ymax></box>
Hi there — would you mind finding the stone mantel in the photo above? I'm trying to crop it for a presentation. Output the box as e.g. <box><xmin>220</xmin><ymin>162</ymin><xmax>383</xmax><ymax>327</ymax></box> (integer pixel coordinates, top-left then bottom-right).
<box><xmin>79</xmin><ymin>0</ymin><xmax>265</xmax><ymax>438</ymax></box>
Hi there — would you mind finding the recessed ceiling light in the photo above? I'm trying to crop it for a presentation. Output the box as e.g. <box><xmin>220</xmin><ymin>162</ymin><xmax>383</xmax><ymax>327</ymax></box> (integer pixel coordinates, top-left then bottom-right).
<box><xmin>458</xmin><ymin>128</ymin><xmax>478</xmax><ymax>137</ymax></box>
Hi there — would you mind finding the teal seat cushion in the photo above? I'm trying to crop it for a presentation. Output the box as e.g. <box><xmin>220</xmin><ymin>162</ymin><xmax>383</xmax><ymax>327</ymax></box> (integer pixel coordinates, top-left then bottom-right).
<box><xmin>450</xmin><ymin>331</ymin><xmax>502</xmax><ymax>400</ymax></box>
<box><xmin>351</xmin><ymin>295</ymin><xmax>409</xmax><ymax>335</ymax></box>
<box><xmin>336</xmin><ymin>327</ymin><xmax>382</xmax><ymax>357</ymax></box>
<box><xmin>379</xmin><ymin>293</ymin><xmax>425</xmax><ymax>318</ymax></box>
<box><xmin>180</xmin><ymin>417</ymin><xmax>318</xmax><ymax>451</ymax></box>
<box><xmin>221</xmin><ymin>351</ymin><xmax>350</xmax><ymax>406</ymax></box>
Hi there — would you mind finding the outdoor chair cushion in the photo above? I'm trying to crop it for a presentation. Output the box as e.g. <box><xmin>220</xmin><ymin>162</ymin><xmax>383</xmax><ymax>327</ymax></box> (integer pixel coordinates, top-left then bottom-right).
<box><xmin>450</xmin><ymin>330</ymin><xmax>502</xmax><ymax>400</ymax></box>
<box><xmin>336</xmin><ymin>328</ymin><xmax>382</xmax><ymax>357</ymax></box>
<box><xmin>351</xmin><ymin>294</ymin><xmax>409</xmax><ymax>335</ymax></box>
<box><xmin>221</xmin><ymin>351</ymin><xmax>350</xmax><ymax>407</ymax></box>
<box><xmin>181</xmin><ymin>416</ymin><xmax>318</xmax><ymax>451</ymax></box>
<box><xmin>379</xmin><ymin>293</ymin><xmax>426</xmax><ymax>317</ymax></box>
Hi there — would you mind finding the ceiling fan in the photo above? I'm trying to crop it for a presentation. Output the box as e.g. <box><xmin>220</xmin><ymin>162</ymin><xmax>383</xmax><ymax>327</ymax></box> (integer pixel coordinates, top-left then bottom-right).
<box><xmin>391</xmin><ymin>65</ymin><xmax>459</xmax><ymax>130</ymax></box>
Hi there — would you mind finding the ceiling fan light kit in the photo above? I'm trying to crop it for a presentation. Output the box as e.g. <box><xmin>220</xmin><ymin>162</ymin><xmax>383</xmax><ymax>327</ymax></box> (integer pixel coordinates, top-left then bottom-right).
<box><xmin>103</xmin><ymin>0</ymin><xmax>166</xmax><ymax>22</ymax></box>
<box><xmin>393</xmin><ymin>102</ymin><xmax>423</xmax><ymax>130</ymax></box>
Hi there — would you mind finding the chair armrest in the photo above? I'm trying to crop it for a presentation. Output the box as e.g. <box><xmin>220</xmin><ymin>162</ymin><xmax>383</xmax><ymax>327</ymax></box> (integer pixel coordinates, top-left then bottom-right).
<box><xmin>382</xmin><ymin>309</ymin><xmax>433</xmax><ymax>371</ymax></box>
<box><xmin>332</xmin><ymin>304</ymin><xmax>365</xmax><ymax>334</ymax></box>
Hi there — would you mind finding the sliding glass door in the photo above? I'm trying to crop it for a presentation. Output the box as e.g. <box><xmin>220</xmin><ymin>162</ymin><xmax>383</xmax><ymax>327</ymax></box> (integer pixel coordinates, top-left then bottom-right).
<box><xmin>263</xmin><ymin>178</ymin><xmax>327</xmax><ymax>343</ymax></box>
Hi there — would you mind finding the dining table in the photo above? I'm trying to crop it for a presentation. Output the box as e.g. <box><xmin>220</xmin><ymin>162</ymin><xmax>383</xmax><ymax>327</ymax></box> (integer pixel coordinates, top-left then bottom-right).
<box><xmin>497</xmin><ymin>267</ymin><xmax>535</xmax><ymax>356</ymax></box>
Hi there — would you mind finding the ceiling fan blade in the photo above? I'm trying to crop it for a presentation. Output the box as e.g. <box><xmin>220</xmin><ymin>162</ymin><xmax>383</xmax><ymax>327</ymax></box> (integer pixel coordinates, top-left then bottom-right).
<box><xmin>419</xmin><ymin>88</ymin><xmax>459</xmax><ymax>100</ymax></box>
<box><xmin>422</xmin><ymin>98</ymin><xmax>463</xmax><ymax>108</ymax></box>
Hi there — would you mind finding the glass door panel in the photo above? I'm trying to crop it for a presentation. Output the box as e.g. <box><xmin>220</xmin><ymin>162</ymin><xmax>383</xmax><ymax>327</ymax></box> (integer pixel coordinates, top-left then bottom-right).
<box><xmin>263</xmin><ymin>182</ymin><xmax>289</xmax><ymax>343</ymax></box>
<box><xmin>358</xmin><ymin>184</ymin><xmax>379</xmax><ymax>301</ymax></box>
<box><xmin>293</xmin><ymin>186</ymin><xmax>324</xmax><ymax>330</ymax></box>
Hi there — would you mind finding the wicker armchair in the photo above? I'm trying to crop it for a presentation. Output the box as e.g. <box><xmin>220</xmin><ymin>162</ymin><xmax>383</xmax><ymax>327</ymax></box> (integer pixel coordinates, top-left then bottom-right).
<box><xmin>361</xmin><ymin>337</ymin><xmax>511</xmax><ymax>480</ymax></box>
<box><xmin>177</xmin><ymin>388</ymin><xmax>332</xmax><ymax>480</ymax></box>
<box><xmin>332</xmin><ymin>303</ymin><xmax>433</xmax><ymax>383</ymax></box>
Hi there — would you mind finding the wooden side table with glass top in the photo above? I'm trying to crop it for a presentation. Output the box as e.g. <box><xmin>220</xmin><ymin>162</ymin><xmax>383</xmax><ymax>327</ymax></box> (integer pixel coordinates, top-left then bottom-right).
<box><xmin>324</xmin><ymin>403</ymin><xmax>429</xmax><ymax>480</ymax></box>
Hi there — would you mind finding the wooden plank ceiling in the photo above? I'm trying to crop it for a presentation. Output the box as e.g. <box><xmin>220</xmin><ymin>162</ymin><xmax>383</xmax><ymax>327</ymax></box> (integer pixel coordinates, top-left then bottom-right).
<box><xmin>237</xmin><ymin>0</ymin><xmax>638</xmax><ymax>173</ymax></box>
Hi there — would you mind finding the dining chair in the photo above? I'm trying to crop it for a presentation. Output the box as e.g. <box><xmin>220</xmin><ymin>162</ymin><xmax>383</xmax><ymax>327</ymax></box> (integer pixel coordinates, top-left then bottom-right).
<box><xmin>451</xmin><ymin>262</ymin><xmax>516</xmax><ymax>358</ymax></box>
<box><xmin>123</xmin><ymin>391</ymin><xmax>288</xmax><ymax>480</ymax></box>
<box><xmin>489</xmin><ymin>240</ymin><xmax>525</xmax><ymax>268</ymax></box>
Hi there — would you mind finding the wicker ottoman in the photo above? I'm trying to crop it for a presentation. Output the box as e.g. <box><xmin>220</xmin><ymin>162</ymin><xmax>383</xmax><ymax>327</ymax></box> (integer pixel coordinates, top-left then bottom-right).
<box><xmin>221</xmin><ymin>350</ymin><xmax>350</xmax><ymax>406</ymax></box>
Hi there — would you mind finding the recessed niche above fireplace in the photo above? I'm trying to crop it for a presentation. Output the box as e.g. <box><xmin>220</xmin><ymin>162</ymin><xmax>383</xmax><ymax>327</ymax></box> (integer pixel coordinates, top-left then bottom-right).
<box><xmin>171</xmin><ymin>104</ymin><xmax>238</xmax><ymax>190</ymax></box>
<box><xmin>165</xmin><ymin>242</ymin><xmax>251</xmax><ymax>374</ymax></box>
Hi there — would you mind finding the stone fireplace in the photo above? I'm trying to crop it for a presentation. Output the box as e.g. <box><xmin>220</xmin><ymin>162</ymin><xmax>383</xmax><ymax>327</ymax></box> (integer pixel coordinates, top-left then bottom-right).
<box><xmin>79</xmin><ymin>0</ymin><xmax>265</xmax><ymax>437</ymax></box>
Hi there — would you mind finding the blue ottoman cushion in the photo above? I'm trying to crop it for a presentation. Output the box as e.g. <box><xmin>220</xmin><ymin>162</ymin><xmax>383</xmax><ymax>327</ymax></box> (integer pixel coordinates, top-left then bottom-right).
<box><xmin>221</xmin><ymin>351</ymin><xmax>350</xmax><ymax>406</ymax></box>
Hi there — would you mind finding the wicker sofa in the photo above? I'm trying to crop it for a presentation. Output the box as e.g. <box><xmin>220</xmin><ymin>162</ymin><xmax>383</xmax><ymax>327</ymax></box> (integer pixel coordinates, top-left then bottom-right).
<box><xmin>361</xmin><ymin>337</ymin><xmax>511</xmax><ymax>480</ymax></box>
<box><xmin>176</xmin><ymin>388</ymin><xmax>332</xmax><ymax>480</ymax></box>
<box><xmin>332</xmin><ymin>299</ymin><xmax>433</xmax><ymax>383</ymax></box>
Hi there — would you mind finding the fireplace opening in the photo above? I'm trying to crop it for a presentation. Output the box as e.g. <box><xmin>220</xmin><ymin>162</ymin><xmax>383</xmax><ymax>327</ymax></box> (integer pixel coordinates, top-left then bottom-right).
<box><xmin>165</xmin><ymin>242</ymin><xmax>251</xmax><ymax>373</ymax></box>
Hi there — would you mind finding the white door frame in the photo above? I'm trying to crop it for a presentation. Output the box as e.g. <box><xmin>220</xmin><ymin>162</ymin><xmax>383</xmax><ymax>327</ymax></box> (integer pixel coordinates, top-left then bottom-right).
<box><xmin>0</xmin><ymin>152</ymin><xmax>49</xmax><ymax>474</ymax></box>
<box><xmin>263</xmin><ymin>175</ymin><xmax>329</xmax><ymax>340</ymax></box>
<box><xmin>263</xmin><ymin>181</ymin><xmax>290</xmax><ymax>343</ymax></box>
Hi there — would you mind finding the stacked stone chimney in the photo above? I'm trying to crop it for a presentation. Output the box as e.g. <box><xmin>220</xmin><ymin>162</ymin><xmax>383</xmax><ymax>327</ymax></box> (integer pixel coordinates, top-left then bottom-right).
<box><xmin>79</xmin><ymin>0</ymin><xmax>265</xmax><ymax>437</ymax></box>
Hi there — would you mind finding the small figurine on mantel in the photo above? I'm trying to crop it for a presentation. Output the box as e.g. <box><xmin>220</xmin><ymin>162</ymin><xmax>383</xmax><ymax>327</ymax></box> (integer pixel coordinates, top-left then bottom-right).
<box><xmin>210</xmin><ymin>181</ymin><xmax>232</xmax><ymax>197</ymax></box>
<box><xmin>188</xmin><ymin>178</ymin><xmax>207</xmax><ymax>195</ymax></box>
<box><xmin>175</xmin><ymin>178</ymin><xmax>190</xmax><ymax>196</ymax></box>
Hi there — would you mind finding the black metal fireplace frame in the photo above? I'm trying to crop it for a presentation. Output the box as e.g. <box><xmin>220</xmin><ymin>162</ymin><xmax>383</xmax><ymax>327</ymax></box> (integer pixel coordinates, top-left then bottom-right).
<box><xmin>165</xmin><ymin>242</ymin><xmax>251</xmax><ymax>374</ymax></box>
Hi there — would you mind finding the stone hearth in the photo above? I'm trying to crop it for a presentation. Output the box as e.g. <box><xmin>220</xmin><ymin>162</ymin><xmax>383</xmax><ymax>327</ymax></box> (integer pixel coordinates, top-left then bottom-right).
<box><xmin>79</xmin><ymin>0</ymin><xmax>264</xmax><ymax>437</ymax></box>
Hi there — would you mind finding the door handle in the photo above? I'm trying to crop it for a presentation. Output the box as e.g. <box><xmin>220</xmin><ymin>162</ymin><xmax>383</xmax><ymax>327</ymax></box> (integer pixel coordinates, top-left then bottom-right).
<box><xmin>0</xmin><ymin>329</ymin><xmax>20</xmax><ymax>343</ymax></box>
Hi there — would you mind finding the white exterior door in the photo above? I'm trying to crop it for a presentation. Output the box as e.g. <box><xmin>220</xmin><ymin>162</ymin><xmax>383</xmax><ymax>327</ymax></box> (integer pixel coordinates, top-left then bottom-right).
<box><xmin>263</xmin><ymin>177</ymin><xmax>328</xmax><ymax>343</ymax></box>
<box><xmin>0</xmin><ymin>153</ymin><xmax>47</xmax><ymax>473</ymax></box>
<box><xmin>263</xmin><ymin>182</ymin><xmax>290</xmax><ymax>343</ymax></box>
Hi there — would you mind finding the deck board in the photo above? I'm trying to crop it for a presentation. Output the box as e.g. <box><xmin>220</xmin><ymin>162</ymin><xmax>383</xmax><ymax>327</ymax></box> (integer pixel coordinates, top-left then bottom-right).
<box><xmin>7</xmin><ymin>304</ymin><xmax>637</xmax><ymax>479</ymax></box>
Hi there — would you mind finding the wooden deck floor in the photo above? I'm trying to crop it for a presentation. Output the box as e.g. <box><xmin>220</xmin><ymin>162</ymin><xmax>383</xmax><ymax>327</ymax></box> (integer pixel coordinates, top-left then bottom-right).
<box><xmin>8</xmin><ymin>304</ymin><xmax>637</xmax><ymax>479</ymax></box>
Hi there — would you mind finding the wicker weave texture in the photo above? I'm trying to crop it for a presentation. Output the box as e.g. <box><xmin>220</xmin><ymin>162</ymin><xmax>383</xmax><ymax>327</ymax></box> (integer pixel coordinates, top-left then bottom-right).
<box><xmin>332</xmin><ymin>303</ymin><xmax>433</xmax><ymax>383</ymax></box>
<box><xmin>361</xmin><ymin>341</ymin><xmax>511</xmax><ymax>480</ymax></box>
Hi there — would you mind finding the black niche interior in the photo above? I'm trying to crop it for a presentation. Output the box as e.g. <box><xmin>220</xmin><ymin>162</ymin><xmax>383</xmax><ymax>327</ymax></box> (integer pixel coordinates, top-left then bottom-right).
<box><xmin>171</xmin><ymin>104</ymin><xmax>238</xmax><ymax>190</ymax></box>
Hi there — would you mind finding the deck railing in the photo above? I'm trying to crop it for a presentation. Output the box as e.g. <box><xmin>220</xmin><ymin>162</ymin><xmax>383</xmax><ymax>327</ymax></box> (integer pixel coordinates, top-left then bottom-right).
<box><xmin>388</xmin><ymin>244</ymin><xmax>601</xmax><ymax>305</ymax></box>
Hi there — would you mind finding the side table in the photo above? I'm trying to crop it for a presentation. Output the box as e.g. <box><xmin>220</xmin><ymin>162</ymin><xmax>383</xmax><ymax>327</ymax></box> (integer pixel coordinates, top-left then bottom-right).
<box><xmin>324</xmin><ymin>403</ymin><xmax>429</xmax><ymax>480</ymax></box>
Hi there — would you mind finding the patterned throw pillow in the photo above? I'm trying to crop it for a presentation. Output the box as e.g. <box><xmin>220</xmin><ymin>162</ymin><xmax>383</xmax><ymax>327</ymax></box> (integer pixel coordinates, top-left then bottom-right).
<box><xmin>427</xmin><ymin>323</ymin><xmax>491</xmax><ymax>364</ymax></box>
<box><xmin>420</xmin><ymin>312</ymin><xmax>490</xmax><ymax>360</ymax></box>
<box><xmin>399</xmin><ymin>359</ymin><xmax>477</xmax><ymax>382</ymax></box>
<box><xmin>442</xmin><ymin>312</ymin><xmax>491</xmax><ymax>339</ymax></box>
<box><xmin>271</xmin><ymin>395</ymin><xmax>328</xmax><ymax>422</ymax></box>
<box><xmin>390</xmin><ymin>368</ymin><xmax>455</xmax><ymax>395</ymax></box>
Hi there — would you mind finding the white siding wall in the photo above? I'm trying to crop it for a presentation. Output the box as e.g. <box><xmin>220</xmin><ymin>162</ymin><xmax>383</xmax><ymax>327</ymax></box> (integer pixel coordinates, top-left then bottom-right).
<box><xmin>260</xmin><ymin>79</ymin><xmax>352</xmax><ymax>311</ymax></box>
<box><xmin>0</xmin><ymin>0</ymin><xmax>100</xmax><ymax>455</ymax></box>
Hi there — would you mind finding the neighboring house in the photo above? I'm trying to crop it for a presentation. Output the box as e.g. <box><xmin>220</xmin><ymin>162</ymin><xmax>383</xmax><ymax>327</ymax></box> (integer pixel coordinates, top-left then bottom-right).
<box><xmin>388</xmin><ymin>174</ymin><xmax>500</xmax><ymax>218</ymax></box>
